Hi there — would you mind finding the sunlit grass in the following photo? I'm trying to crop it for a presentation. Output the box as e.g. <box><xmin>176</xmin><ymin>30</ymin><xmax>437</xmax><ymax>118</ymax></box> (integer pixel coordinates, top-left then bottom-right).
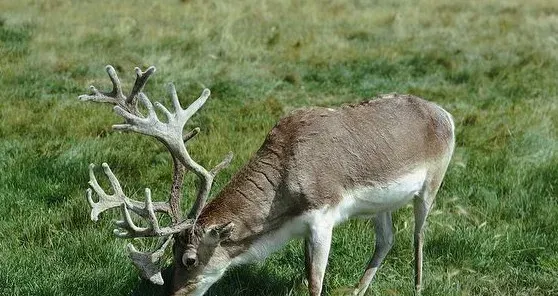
<box><xmin>0</xmin><ymin>0</ymin><xmax>557</xmax><ymax>295</ymax></box>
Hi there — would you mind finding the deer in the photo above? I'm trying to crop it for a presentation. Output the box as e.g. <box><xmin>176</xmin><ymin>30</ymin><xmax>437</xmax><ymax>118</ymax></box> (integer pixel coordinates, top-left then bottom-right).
<box><xmin>79</xmin><ymin>65</ymin><xmax>455</xmax><ymax>296</ymax></box>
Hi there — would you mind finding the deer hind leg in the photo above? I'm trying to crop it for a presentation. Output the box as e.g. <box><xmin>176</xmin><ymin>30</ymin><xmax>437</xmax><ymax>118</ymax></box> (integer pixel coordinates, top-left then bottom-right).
<box><xmin>305</xmin><ymin>221</ymin><xmax>333</xmax><ymax>296</ymax></box>
<box><xmin>414</xmin><ymin>172</ymin><xmax>446</xmax><ymax>295</ymax></box>
<box><xmin>353</xmin><ymin>211</ymin><xmax>394</xmax><ymax>296</ymax></box>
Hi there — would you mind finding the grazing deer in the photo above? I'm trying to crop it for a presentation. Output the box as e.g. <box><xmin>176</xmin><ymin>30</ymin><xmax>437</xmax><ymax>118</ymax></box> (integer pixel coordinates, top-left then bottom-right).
<box><xmin>80</xmin><ymin>65</ymin><xmax>454</xmax><ymax>296</ymax></box>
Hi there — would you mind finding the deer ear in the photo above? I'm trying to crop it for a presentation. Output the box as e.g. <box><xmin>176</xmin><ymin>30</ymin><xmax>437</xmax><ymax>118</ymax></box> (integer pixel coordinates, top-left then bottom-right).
<box><xmin>208</xmin><ymin>222</ymin><xmax>235</xmax><ymax>242</ymax></box>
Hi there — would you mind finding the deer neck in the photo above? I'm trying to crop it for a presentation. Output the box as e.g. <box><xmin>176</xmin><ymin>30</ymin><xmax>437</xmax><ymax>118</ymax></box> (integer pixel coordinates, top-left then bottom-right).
<box><xmin>197</xmin><ymin>144</ymin><xmax>301</xmax><ymax>260</ymax></box>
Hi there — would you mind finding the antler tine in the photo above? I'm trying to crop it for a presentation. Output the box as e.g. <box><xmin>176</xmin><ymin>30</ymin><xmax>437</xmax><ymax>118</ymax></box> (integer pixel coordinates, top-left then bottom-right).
<box><xmin>179</xmin><ymin>87</ymin><xmax>211</xmax><ymax>122</ymax></box>
<box><xmin>78</xmin><ymin>66</ymin><xmax>126</xmax><ymax>107</ymax></box>
<box><xmin>183</xmin><ymin>127</ymin><xmax>201</xmax><ymax>142</ymax></box>
<box><xmin>211</xmin><ymin>151</ymin><xmax>234</xmax><ymax>176</ymax></box>
<box><xmin>127</xmin><ymin>236</ymin><xmax>173</xmax><ymax>285</ymax></box>
<box><xmin>188</xmin><ymin>151</ymin><xmax>234</xmax><ymax>220</ymax></box>
<box><xmin>128</xmin><ymin>66</ymin><xmax>156</xmax><ymax>109</ymax></box>
<box><xmin>168</xmin><ymin>82</ymin><xmax>183</xmax><ymax>111</ymax></box>
<box><xmin>105</xmin><ymin>65</ymin><xmax>125</xmax><ymax>100</ymax></box>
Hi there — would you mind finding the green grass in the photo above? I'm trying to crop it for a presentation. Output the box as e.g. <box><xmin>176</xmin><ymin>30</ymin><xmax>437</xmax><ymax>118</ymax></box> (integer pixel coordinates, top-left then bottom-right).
<box><xmin>1</xmin><ymin>0</ymin><xmax>557</xmax><ymax>295</ymax></box>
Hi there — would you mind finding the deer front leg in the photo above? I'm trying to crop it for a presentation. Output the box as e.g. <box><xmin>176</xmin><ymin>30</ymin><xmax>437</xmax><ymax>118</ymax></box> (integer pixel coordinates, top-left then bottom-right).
<box><xmin>304</xmin><ymin>223</ymin><xmax>333</xmax><ymax>296</ymax></box>
<box><xmin>353</xmin><ymin>212</ymin><xmax>394</xmax><ymax>296</ymax></box>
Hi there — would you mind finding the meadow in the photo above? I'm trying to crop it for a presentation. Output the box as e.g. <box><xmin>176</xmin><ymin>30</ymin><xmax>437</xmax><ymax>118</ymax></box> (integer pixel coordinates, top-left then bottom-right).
<box><xmin>0</xmin><ymin>0</ymin><xmax>557</xmax><ymax>295</ymax></box>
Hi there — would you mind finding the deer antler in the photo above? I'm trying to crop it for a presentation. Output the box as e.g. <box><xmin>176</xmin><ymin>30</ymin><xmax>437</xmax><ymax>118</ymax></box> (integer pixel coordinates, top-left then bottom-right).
<box><xmin>79</xmin><ymin>65</ymin><xmax>155</xmax><ymax>114</ymax></box>
<box><xmin>80</xmin><ymin>65</ymin><xmax>233</xmax><ymax>285</ymax></box>
<box><xmin>86</xmin><ymin>163</ymin><xmax>171</xmax><ymax>223</ymax></box>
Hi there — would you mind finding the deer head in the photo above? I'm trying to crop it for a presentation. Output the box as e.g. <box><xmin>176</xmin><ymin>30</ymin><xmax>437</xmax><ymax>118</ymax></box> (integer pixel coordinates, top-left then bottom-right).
<box><xmin>170</xmin><ymin>222</ymin><xmax>236</xmax><ymax>294</ymax></box>
<box><xmin>79</xmin><ymin>65</ymin><xmax>232</xmax><ymax>286</ymax></box>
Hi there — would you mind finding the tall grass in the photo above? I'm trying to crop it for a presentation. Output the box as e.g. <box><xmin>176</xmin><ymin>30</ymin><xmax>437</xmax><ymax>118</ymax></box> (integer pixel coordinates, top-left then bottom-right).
<box><xmin>0</xmin><ymin>0</ymin><xmax>557</xmax><ymax>295</ymax></box>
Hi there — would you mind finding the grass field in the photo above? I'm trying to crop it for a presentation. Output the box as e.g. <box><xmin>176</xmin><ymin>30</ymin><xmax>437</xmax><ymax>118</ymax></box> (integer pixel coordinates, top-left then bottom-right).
<box><xmin>1</xmin><ymin>0</ymin><xmax>557</xmax><ymax>295</ymax></box>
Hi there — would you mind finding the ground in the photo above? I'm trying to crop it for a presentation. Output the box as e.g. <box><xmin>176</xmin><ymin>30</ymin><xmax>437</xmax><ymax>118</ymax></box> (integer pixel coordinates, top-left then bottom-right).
<box><xmin>0</xmin><ymin>0</ymin><xmax>557</xmax><ymax>295</ymax></box>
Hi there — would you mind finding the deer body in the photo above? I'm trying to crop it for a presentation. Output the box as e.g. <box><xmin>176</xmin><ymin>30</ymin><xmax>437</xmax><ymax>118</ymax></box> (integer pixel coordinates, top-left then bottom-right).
<box><xmin>173</xmin><ymin>95</ymin><xmax>455</xmax><ymax>296</ymax></box>
<box><xmin>80</xmin><ymin>66</ymin><xmax>454</xmax><ymax>296</ymax></box>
